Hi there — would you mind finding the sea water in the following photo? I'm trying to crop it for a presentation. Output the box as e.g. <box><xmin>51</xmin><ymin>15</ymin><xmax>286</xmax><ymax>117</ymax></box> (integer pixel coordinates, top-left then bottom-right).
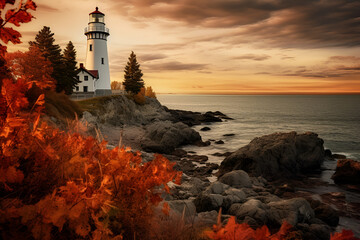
<box><xmin>158</xmin><ymin>94</ymin><xmax>360</xmax><ymax>162</ymax></box>
<box><xmin>158</xmin><ymin>94</ymin><xmax>360</xmax><ymax>236</ymax></box>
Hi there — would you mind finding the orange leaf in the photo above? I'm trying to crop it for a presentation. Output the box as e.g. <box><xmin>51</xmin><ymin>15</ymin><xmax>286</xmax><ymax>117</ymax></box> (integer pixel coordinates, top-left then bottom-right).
<box><xmin>0</xmin><ymin>27</ymin><xmax>21</xmax><ymax>44</ymax></box>
<box><xmin>25</xmin><ymin>0</ymin><xmax>36</xmax><ymax>10</ymax></box>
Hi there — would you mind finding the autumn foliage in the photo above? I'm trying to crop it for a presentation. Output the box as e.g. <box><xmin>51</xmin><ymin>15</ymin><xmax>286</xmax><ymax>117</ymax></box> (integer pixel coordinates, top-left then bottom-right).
<box><xmin>0</xmin><ymin>1</ymin><xmax>181</xmax><ymax>239</ymax></box>
<box><xmin>205</xmin><ymin>215</ymin><xmax>360</xmax><ymax>240</ymax></box>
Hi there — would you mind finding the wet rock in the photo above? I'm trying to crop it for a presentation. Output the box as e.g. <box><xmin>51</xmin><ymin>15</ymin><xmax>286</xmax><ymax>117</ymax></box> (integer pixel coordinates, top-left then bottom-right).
<box><xmin>219</xmin><ymin>170</ymin><xmax>252</xmax><ymax>188</ymax></box>
<box><xmin>166</xmin><ymin>109</ymin><xmax>229</xmax><ymax>126</ymax></box>
<box><xmin>332</xmin><ymin>154</ymin><xmax>347</xmax><ymax>159</ymax></box>
<box><xmin>218</xmin><ymin>132</ymin><xmax>325</xmax><ymax>180</ymax></box>
<box><xmin>268</xmin><ymin>198</ymin><xmax>314</xmax><ymax>226</ymax></box>
<box><xmin>215</xmin><ymin>140</ymin><xmax>225</xmax><ymax>144</ymax></box>
<box><xmin>324</xmin><ymin>149</ymin><xmax>332</xmax><ymax>158</ymax></box>
<box><xmin>212</xmin><ymin>152</ymin><xmax>233</xmax><ymax>157</ymax></box>
<box><xmin>201</xmin><ymin>127</ymin><xmax>211</xmax><ymax>131</ymax></box>
<box><xmin>186</xmin><ymin>155</ymin><xmax>208</xmax><ymax>163</ymax></box>
<box><xmin>331</xmin><ymin>159</ymin><xmax>360</xmax><ymax>184</ymax></box>
<box><xmin>223</xmin><ymin>133</ymin><xmax>235</xmax><ymax>137</ymax></box>
<box><xmin>171</xmin><ymin>148</ymin><xmax>187</xmax><ymax>157</ymax></box>
<box><xmin>314</xmin><ymin>204</ymin><xmax>339</xmax><ymax>227</ymax></box>
<box><xmin>195</xmin><ymin>140</ymin><xmax>211</xmax><ymax>147</ymax></box>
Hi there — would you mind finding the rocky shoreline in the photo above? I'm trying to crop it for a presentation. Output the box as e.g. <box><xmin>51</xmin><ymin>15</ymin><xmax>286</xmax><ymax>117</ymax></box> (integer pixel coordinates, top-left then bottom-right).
<box><xmin>81</xmin><ymin>95</ymin><xmax>360</xmax><ymax>239</ymax></box>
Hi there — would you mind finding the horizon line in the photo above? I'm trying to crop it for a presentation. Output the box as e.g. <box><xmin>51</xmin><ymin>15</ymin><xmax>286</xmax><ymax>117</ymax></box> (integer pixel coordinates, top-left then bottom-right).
<box><xmin>156</xmin><ymin>92</ymin><xmax>360</xmax><ymax>95</ymax></box>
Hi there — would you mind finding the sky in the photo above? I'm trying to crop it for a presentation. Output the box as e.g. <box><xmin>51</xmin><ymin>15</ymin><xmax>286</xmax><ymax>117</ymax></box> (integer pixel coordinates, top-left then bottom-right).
<box><xmin>6</xmin><ymin>0</ymin><xmax>360</xmax><ymax>94</ymax></box>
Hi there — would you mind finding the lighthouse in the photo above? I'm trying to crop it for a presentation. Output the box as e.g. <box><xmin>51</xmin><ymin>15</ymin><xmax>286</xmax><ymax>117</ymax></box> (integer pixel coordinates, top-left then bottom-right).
<box><xmin>83</xmin><ymin>7</ymin><xmax>111</xmax><ymax>95</ymax></box>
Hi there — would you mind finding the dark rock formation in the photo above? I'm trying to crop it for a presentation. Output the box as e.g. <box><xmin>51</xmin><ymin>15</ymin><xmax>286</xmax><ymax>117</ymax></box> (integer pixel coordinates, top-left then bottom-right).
<box><xmin>223</xmin><ymin>133</ymin><xmax>235</xmax><ymax>137</ymax></box>
<box><xmin>166</xmin><ymin>109</ymin><xmax>232</xmax><ymax>126</ymax></box>
<box><xmin>215</xmin><ymin>140</ymin><xmax>225</xmax><ymax>144</ymax></box>
<box><xmin>218</xmin><ymin>132</ymin><xmax>325</xmax><ymax>180</ymax></box>
<box><xmin>331</xmin><ymin>159</ymin><xmax>360</xmax><ymax>184</ymax></box>
<box><xmin>201</xmin><ymin>127</ymin><xmax>211</xmax><ymax>131</ymax></box>
<box><xmin>141</xmin><ymin>121</ymin><xmax>202</xmax><ymax>153</ymax></box>
<box><xmin>218</xmin><ymin>170</ymin><xmax>252</xmax><ymax>188</ymax></box>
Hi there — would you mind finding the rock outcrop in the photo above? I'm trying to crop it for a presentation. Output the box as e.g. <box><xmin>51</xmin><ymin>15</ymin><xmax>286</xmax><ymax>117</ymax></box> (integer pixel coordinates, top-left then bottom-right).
<box><xmin>140</xmin><ymin>121</ymin><xmax>202</xmax><ymax>153</ymax></box>
<box><xmin>331</xmin><ymin>159</ymin><xmax>360</xmax><ymax>184</ymax></box>
<box><xmin>218</xmin><ymin>132</ymin><xmax>325</xmax><ymax>180</ymax></box>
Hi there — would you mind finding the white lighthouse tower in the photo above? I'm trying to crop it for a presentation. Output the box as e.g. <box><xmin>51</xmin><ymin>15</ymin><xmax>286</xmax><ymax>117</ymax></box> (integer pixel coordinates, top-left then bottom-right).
<box><xmin>84</xmin><ymin>7</ymin><xmax>111</xmax><ymax>95</ymax></box>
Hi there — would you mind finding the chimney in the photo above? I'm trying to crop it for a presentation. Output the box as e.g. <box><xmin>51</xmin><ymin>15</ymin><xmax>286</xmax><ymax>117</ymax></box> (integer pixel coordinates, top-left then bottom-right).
<box><xmin>80</xmin><ymin>63</ymin><xmax>84</xmax><ymax>68</ymax></box>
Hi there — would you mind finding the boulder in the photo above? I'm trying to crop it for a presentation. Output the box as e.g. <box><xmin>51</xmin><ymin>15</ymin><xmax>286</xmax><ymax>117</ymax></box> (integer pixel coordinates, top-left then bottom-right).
<box><xmin>268</xmin><ymin>198</ymin><xmax>314</xmax><ymax>226</ymax></box>
<box><xmin>218</xmin><ymin>132</ymin><xmax>325</xmax><ymax>180</ymax></box>
<box><xmin>215</xmin><ymin>140</ymin><xmax>225</xmax><ymax>144</ymax></box>
<box><xmin>331</xmin><ymin>159</ymin><xmax>360</xmax><ymax>184</ymax></box>
<box><xmin>141</xmin><ymin>121</ymin><xmax>202</xmax><ymax>153</ymax></box>
<box><xmin>314</xmin><ymin>204</ymin><xmax>339</xmax><ymax>227</ymax></box>
<box><xmin>194</xmin><ymin>194</ymin><xmax>224</xmax><ymax>212</ymax></box>
<box><xmin>204</xmin><ymin>182</ymin><xmax>229</xmax><ymax>195</ymax></box>
<box><xmin>219</xmin><ymin>170</ymin><xmax>252</xmax><ymax>188</ymax></box>
<box><xmin>201</xmin><ymin>127</ymin><xmax>211</xmax><ymax>131</ymax></box>
<box><xmin>229</xmin><ymin>199</ymin><xmax>268</xmax><ymax>224</ymax></box>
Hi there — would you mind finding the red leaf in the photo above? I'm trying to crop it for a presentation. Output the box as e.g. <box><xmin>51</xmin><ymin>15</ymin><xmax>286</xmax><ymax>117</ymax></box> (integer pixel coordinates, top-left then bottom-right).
<box><xmin>0</xmin><ymin>0</ymin><xmax>16</xmax><ymax>9</ymax></box>
<box><xmin>0</xmin><ymin>27</ymin><xmax>22</xmax><ymax>44</ymax></box>
<box><xmin>25</xmin><ymin>0</ymin><xmax>36</xmax><ymax>10</ymax></box>
<box><xmin>6</xmin><ymin>9</ymin><xmax>33</xmax><ymax>27</ymax></box>
<box><xmin>331</xmin><ymin>229</ymin><xmax>360</xmax><ymax>240</ymax></box>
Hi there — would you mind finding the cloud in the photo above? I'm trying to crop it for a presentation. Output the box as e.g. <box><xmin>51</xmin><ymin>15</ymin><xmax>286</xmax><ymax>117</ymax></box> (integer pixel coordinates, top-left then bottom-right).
<box><xmin>37</xmin><ymin>4</ymin><xmax>59</xmax><ymax>12</ymax></box>
<box><xmin>145</xmin><ymin>61</ymin><xmax>208</xmax><ymax>71</ymax></box>
<box><xmin>111</xmin><ymin>0</ymin><xmax>360</xmax><ymax>48</ymax></box>
<box><xmin>232</xmin><ymin>54</ymin><xmax>270</xmax><ymax>61</ymax></box>
<box><xmin>138</xmin><ymin>53</ymin><xmax>167</xmax><ymax>62</ymax></box>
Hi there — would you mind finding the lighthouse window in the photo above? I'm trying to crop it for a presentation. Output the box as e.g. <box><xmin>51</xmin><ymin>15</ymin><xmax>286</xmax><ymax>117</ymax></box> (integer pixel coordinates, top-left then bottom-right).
<box><xmin>89</xmin><ymin>44</ymin><xmax>92</xmax><ymax>51</ymax></box>
<box><xmin>101</xmin><ymin>58</ymin><xmax>104</xmax><ymax>64</ymax></box>
<box><xmin>84</xmin><ymin>76</ymin><xmax>88</xmax><ymax>81</ymax></box>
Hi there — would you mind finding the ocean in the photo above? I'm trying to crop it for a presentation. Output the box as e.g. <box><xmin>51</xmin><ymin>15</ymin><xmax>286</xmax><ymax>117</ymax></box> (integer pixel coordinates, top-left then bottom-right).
<box><xmin>157</xmin><ymin>94</ymin><xmax>360</xmax><ymax>163</ymax></box>
<box><xmin>157</xmin><ymin>94</ymin><xmax>360</xmax><ymax>235</ymax></box>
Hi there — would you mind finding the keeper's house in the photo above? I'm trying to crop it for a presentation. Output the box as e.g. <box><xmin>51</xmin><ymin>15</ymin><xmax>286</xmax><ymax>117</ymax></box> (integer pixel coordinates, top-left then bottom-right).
<box><xmin>75</xmin><ymin>63</ymin><xmax>99</xmax><ymax>93</ymax></box>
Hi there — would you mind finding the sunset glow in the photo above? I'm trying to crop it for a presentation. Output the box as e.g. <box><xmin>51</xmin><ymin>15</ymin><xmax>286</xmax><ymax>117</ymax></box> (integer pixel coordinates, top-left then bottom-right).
<box><xmin>7</xmin><ymin>0</ymin><xmax>360</xmax><ymax>94</ymax></box>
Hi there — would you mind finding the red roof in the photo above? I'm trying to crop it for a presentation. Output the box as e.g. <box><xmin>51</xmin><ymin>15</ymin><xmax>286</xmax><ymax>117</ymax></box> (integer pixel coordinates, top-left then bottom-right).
<box><xmin>78</xmin><ymin>63</ymin><xmax>99</xmax><ymax>79</ymax></box>
<box><xmin>88</xmin><ymin>70</ymin><xmax>99</xmax><ymax>78</ymax></box>
<box><xmin>90</xmin><ymin>7</ymin><xmax>104</xmax><ymax>15</ymax></box>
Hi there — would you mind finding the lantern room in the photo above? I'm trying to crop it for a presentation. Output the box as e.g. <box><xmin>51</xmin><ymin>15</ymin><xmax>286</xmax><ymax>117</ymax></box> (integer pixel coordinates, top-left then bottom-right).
<box><xmin>89</xmin><ymin>7</ymin><xmax>104</xmax><ymax>23</ymax></box>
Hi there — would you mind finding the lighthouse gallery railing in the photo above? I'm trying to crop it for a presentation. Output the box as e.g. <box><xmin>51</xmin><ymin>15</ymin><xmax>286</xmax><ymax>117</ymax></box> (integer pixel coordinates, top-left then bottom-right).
<box><xmin>84</xmin><ymin>26</ymin><xmax>109</xmax><ymax>34</ymax></box>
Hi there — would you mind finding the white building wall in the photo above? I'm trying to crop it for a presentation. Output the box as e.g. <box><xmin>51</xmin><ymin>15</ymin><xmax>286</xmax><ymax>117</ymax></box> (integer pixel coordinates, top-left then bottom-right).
<box><xmin>75</xmin><ymin>71</ymin><xmax>96</xmax><ymax>92</ymax></box>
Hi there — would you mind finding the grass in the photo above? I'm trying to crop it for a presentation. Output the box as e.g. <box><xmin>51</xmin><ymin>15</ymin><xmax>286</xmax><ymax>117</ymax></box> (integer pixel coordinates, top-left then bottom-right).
<box><xmin>76</xmin><ymin>95</ymin><xmax>121</xmax><ymax>114</ymax></box>
<box><xmin>44</xmin><ymin>91</ymin><xmax>83</xmax><ymax>122</ymax></box>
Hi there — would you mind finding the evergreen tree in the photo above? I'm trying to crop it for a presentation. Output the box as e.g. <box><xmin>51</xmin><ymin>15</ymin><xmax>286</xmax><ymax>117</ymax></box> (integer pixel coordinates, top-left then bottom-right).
<box><xmin>123</xmin><ymin>51</ymin><xmax>144</xmax><ymax>94</ymax></box>
<box><xmin>62</xmin><ymin>41</ymin><xmax>79</xmax><ymax>95</ymax></box>
<box><xmin>29</xmin><ymin>26</ymin><xmax>67</xmax><ymax>94</ymax></box>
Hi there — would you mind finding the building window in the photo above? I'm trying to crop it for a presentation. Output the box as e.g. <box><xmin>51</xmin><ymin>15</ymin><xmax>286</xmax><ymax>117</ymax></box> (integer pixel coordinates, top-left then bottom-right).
<box><xmin>84</xmin><ymin>76</ymin><xmax>88</xmax><ymax>81</ymax></box>
<box><xmin>101</xmin><ymin>58</ymin><xmax>104</xmax><ymax>64</ymax></box>
<box><xmin>76</xmin><ymin>86</ymin><xmax>79</xmax><ymax>91</ymax></box>
<box><xmin>89</xmin><ymin>44</ymin><xmax>92</xmax><ymax>51</ymax></box>
<box><xmin>83</xmin><ymin>86</ymin><xmax>88</xmax><ymax>92</ymax></box>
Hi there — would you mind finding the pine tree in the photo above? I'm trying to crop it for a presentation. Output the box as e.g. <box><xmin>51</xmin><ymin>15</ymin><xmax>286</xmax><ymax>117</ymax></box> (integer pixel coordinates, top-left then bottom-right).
<box><xmin>29</xmin><ymin>26</ymin><xmax>67</xmax><ymax>94</ymax></box>
<box><xmin>62</xmin><ymin>41</ymin><xmax>79</xmax><ymax>95</ymax></box>
<box><xmin>123</xmin><ymin>51</ymin><xmax>144</xmax><ymax>94</ymax></box>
